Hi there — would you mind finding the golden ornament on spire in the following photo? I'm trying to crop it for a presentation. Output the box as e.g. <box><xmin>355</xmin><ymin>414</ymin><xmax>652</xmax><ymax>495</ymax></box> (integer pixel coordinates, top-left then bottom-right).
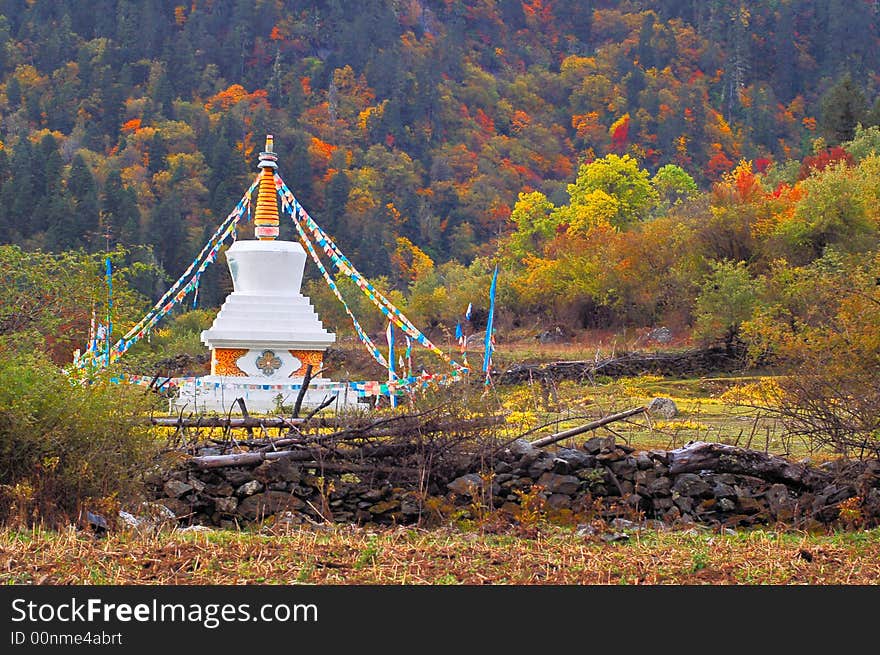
<box><xmin>254</xmin><ymin>134</ymin><xmax>280</xmax><ymax>240</ymax></box>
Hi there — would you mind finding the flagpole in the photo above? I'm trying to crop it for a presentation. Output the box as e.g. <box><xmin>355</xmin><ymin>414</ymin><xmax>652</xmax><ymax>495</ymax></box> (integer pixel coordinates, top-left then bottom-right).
<box><xmin>482</xmin><ymin>265</ymin><xmax>498</xmax><ymax>384</ymax></box>
<box><xmin>105</xmin><ymin>256</ymin><xmax>113</xmax><ymax>367</ymax></box>
<box><xmin>386</xmin><ymin>320</ymin><xmax>396</xmax><ymax>408</ymax></box>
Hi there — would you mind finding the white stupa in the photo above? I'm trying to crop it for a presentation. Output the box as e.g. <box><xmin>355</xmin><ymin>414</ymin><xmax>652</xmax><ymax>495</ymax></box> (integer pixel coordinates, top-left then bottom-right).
<box><xmin>174</xmin><ymin>136</ymin><xmax>352</xmax><ymax>413</ymax></box>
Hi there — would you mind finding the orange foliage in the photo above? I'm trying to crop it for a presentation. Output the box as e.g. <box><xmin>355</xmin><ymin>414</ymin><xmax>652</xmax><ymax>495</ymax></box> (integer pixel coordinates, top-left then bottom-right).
<box><xmin>205</xmin><ymin>84</ymin><xmax>268</xmax><ymax>111</ymax></box>
<box><xmin>475</xmin><ymin>108</ymin><xmax>495</xmax><ymax>134</ymax></box>
<box><xmin>706</xmin><ymin>151</ymin><xmax>734</xmax><ymax>178</ymax></box>
<box><xmin>572</xmin><ymin>112</ymin><xmax>603</xmax><ymax>142</ymax></box>
<box><xmin>552</xmin><ymin>154</ymin><xmax>574</xmax><ymax>179</ymax></box>
<box><xmin>121</xmin><ymin>118</ymin><xmax>142</xmax><ymax>134</ymax></box>
<box><xmin>174</xmin><ymin>5</ymin><xmax>186</xmax><ymax>26</ymax></box>
<box><xmin>511</xmin><ymin>110</ymin><xmax>531</xmax><ymax>132</ymax></box>
<box><xmin>308</xmin><ymin>137</ymin><xmax>337</xmax><ymax>170</ymax></box>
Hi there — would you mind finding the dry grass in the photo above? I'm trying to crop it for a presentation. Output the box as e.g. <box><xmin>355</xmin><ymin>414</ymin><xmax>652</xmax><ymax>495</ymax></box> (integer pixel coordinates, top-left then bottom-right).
<box><xmin>488</xmin><ymin>372</ymin><xmax>826</xmax><ymax>458</ymax></box>
<box><xmin>2</xmin><ymin>524</ymin><xmax>879</xmax><ymax>585</ymax></box>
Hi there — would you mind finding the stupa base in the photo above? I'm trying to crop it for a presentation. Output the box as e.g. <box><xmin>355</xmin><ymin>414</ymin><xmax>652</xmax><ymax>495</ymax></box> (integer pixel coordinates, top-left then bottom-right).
<box><xmin>172</xmin><ymin>375</ymin><xmax>359</xmax><ymax>414</ymax></box>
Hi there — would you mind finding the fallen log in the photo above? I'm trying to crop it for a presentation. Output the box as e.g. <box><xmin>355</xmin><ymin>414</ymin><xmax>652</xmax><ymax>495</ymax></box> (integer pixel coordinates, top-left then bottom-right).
<box><xmin>191</xmin><ymin>440</ymin><xmax>430</xmax><ymax>469</ymax></box>
<box><xmin>530</xmin><ymin>405</ymin><xmax>648</xmax><ymax>448</ymax></box>
<box><xmin>150</xmin><ymin>416</ymin><xmax>310</xmax><ymax>428</ymax></box>
<box><xmin>192</xmin><ymin>448</ymin><xmax>322</xmax><ymax>469</ymax></box>
<box><xmin>668</xmin><ymin>441</ymin><xmax>830</xmax><ymax>488</ymax></box>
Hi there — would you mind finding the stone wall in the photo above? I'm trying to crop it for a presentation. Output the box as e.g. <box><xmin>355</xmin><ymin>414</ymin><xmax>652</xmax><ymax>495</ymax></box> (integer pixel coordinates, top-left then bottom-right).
<box><xmin>147</xmin><ymin>436</ymin><xmax>880</xmax><ymax>530</ymax></box>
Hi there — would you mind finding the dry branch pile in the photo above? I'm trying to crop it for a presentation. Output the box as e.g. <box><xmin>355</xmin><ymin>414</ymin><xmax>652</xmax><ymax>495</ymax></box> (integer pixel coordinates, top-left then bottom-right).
<box><xmin>147</xmin><ymin>404</ymin><xmax>509</xmax><ymax>526</ymax></box>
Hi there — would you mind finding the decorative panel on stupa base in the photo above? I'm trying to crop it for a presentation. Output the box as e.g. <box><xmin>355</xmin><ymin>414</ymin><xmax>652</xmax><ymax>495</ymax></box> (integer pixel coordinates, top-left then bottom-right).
<box><xmin>290</xmin><ymin>350</ymin><xmax>323</xmax><ymax>376</ymax></box>
<box><xmin>211</xmin><ymin>348</ymin><xmax>248</xmax><ymax>376</ymax></box>
<box><xmin>210</xmin><ymin>348</ymin><xmax>324</xmax><ymax>379</ymax></box>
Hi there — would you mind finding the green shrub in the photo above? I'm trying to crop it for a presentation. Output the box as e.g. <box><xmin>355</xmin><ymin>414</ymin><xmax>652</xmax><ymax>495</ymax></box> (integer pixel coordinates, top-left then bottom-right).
<box><xmin>0</xmin><ymin>353</ymin><xmax>158</xmax><ymax>527</ymax></box>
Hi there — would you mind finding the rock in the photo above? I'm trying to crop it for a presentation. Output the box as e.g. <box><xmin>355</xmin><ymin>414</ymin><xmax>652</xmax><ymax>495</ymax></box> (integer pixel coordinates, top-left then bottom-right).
<box><xmin>555</xmin><ymin>448</ymin><xmax>595</xmax><ymax>469</ymax></box>
<box><xmin>238</xmin><ymin>491</ymin><xmax>304</xmax><ymax>521</ymax></box>
<box><xmin>144</xmin><ymin>471</ymin><xmax>166</xmax><ymax>488</ymax></box>
<box><xmin>222</xmin><ymin>468</ymin><xmax>253</xmax><ymax>486</ymax></box>
<box><xmin>596</xmin><ymin>448</ymin><xmax>626</xmax><ymax>463</ymax></box>
<box><xmin>552</xmin><ymin>458</ymin><xmax>572</xmax><ymax>474</ymax></box>
<box><xmin>674</xmin><ymin>495</ymin><xmax>694</xmax><ymax>513</ymax></box>
<box><xmin>611</xmin><ymin>518</ymin><xmax>641</xmax><ymax>531</ymax></box>
<box><xmin>718</xmin><ymin>498</ymin><xmax>736</xmax><ymax>512</ymax></box>
<box><xmin>179</xmin><ymin>525</ymin><xmax>212</xmax><ymax>533</ymax></box>
<box><xmin>764</xmin><ymin>484</ymin><xmax>794</xmax><ymax>518</ymax></box>
<box><xmin>447</xmin><ymin>473</ymin><xmax>483</xmax><ymax>497</ymax></box>
<box><xmin>609</xmin><ymin>457</ymin><xmax>638</xmax><ymax>478</ymax></box>
<box><xmin>600</xmin><ymin>532</ymin><xmax>629</xmax><ymax>543</ymax></box>
<box><xmin>267</xmin><ymin>481</ymin><xmax>289</xmax><ymax>491</ymax></box>
<box><xmin>647</xmin><ymin>477</ymin><xmax>672</xmax><ymax>496</ymax></box>
<box><xmin>815</xmin><ymin>484</ymin><xmax>854</xmax><ymax>507</ymax></box>
<box><xmin>527</xmin><ymin>454</ymin><xmax>556</xmax><ymax>478</ymax></box>
<box><xmin>163</xmin><ymin>479</ymin><xmax>193</xmax><ymax>498</ymax></box>
<box><xmin>736</xmin><ymin>497</ymin><xmax>764</xmax><ymax>514</ymax></box>
<box><xmin>509</xmin><ymin>438</ymin><xmax>539</xmax><ymax>458</ymax></box>
<box><xmin>154</xmin><ymin>497</ymin><xmax>190</xmax><ymax>518</ymax></box>
<box><xmin>635</xmin><ymin>452</ymin><xmax>653</xmax><ymax>470</ymax></box>
<box><xmin>576</xmin><ymin>524</ymin><xmax>598</xmax><ymax>537</ymax></box>
<box><xmin>254</xmin><ymin>459</ymin><xmax>301</xmax><ymax>483</ymax></box>
<box><xmin>663</xmin><ymin>506</ymin><xmax>681</xmax><ymax>522</ymax></box>
<box><xmin>400</xmin><ymin>496</ymin><xmax>421</xmax><ymax>517</ymax></box>
<box><xmin>137</xmin><ymin>502</ymin><xmax>176</xmax><ymax>523</ymax></box>
<box><xmin>119</xmin><ymin>511</ymin><xmax>140</xmax><ymax>528</ymax></box>
<box><xmin>712</xmin><ymin>482</ymin><xmax>736</xmax><ymax>499</ymax></box>
<box><xmin>653</xmin><ymin>497</ymin><xmax>673</xmax><ymax>510</ymax></box>
<box><xmin>547</xmin><ymin>494</ymin><xmax>572</xmax><ymax>509</ymax></box>
<box><xmin>214</xmin><ymin>496</ymin><xmax>238</xmax><ymax>513</ymax></box>
<box><xmin>583</xmin><ymin>436</ymin><xmax>616</xmax><ymax>455</ymax></box>
<box><xmin>236</xmin><ymin>480</ymin><xmax>263</xmax><ymax>497</ymax></box>
<box><xmin>626</xmin><ymin>493</ymin><xmax>647</xmax><ymax>511</ymax></box>
<box><xmin>273</xmin><ymin>511</ymin><xmax>305</xmax><ymax>529</ymax></box>
<box><xmin>537</xmin><ymin>326</ymin><xmax>568</xmax><ymax>343</ymax></box>
<box><xmin>187</xmin><ymin>478</ymin><xmax>206</xmax><ymax>493</ymax></box>
<box><xmin>646</xmin><ymin>326</ymin><xmax>673</xmax><ymax>344</ymax></box>
<box><xmin>537</xmin><ymin>472</ymin><xmax>580</xmax><ymax>495</ymax></box>
<box><xmin>672</xmin><ymin>473</ymin><xmax>711</xmax><ymax>497</ymax></box>
<box><xmin>648</xmin><ymin>397</ymin><xmax>678</xmax><ymax>419</ymax></box>
<box><xmin>369</xmin><ymin>499</ymin><xmax>400</xmax><ymax>514</ymax></box>
<box><xmin>494</xmin><ymin>461</ymin><xmax>513</xmax><ymax>474</ymax></box>
<box><xmin>204</xmin><ymin>482</ymin><xmax>234</xmax><ymax>496</ymax></box>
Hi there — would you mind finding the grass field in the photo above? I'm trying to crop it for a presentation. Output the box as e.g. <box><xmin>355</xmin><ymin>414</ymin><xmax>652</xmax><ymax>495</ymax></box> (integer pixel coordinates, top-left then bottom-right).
<box><xmin>4</xmin><ymin>341</ymin><xmax>865</xmax><ymax>586</ymax></box>
<box><xmin>2</xmin><ymin>523</ymin><xmax>879</xmax><ymax>585</ymax></box>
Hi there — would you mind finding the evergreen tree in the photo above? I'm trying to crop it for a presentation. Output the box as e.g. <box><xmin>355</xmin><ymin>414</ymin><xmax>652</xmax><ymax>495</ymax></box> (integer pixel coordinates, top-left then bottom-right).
<box><xmin>820</xmin><ymin>74</ymin><xmax>868</xmax><ymax>145</ymax></box>
<box><xmin>102</xmin><ymin>170</ymin><xmax>140</xmax><ymax>248</ymax></box>
<box><xmin>67</xmin><ymin>154</ymin><xmax>101</xmax><ymax>250</ymax></box>
<box><xmin>148</xmin><ymin>191</ymin><xmax>187</xmax><ymax>277</ymax></box>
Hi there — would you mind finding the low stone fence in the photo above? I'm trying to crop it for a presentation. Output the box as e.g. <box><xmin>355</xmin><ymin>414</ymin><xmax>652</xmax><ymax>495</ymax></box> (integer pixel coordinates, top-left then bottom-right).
<box><xmin>147</xmin><ymin>436</ymin><xmax>880</xmax><ymax>530</ymax></box>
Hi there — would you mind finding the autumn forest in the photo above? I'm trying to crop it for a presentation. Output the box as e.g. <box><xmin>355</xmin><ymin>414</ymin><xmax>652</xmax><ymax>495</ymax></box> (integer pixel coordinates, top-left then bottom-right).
<box><xmin>0</xmin><ymin>0</ymin><xmax>878</xmax><ymax>355</ymax></box>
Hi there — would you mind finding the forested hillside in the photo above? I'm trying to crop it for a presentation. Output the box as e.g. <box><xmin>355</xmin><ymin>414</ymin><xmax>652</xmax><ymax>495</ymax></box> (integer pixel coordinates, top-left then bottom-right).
<box><xmin>0</xmin><ymin>0</ymin><xmax>878</xmax><ymax>336</ymax></box>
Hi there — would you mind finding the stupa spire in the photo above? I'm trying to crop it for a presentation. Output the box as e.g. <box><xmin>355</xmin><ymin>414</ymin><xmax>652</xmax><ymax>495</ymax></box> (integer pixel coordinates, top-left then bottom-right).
<box><xmin>254</xmin><ymin>134</ymin><xmax>280</xmax><ymax>240</ymax></box>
